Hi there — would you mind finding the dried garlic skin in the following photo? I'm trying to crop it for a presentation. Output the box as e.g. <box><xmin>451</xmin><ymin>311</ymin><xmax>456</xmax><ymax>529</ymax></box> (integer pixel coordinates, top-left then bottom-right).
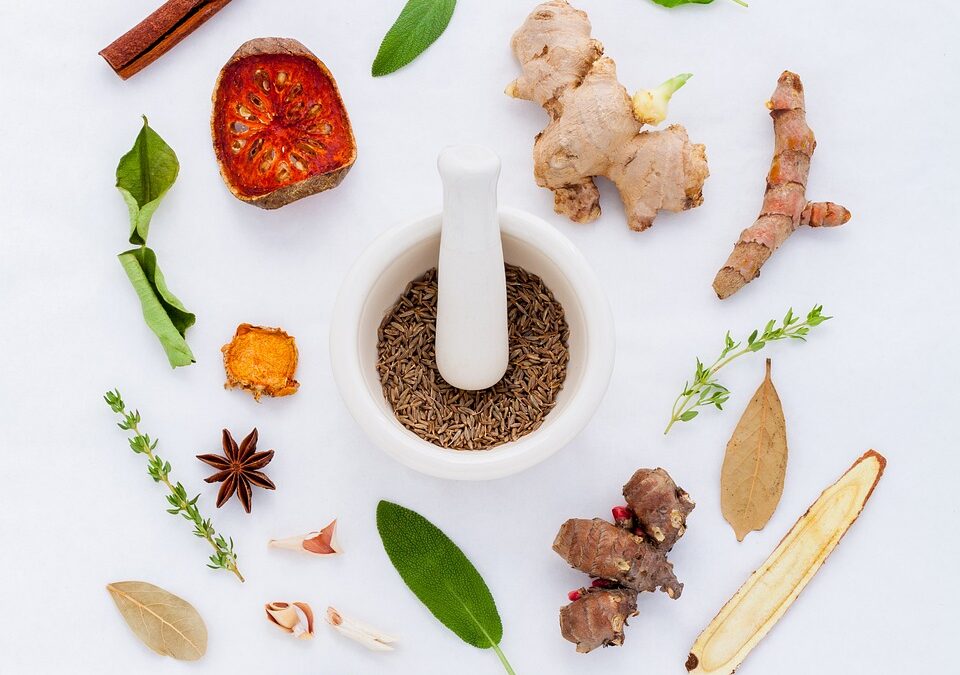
<box><xmin>326</xmin><ymin>607</ymin><xmax>397</xmax><ymax>651</ymax></box>
<box><xmin>222</xmin><ymin>324</ymin><xmax>299</xmax><ymax>400</ymax></box>
<box><xmin>265</xmin><ymin>601</ymin><xmax>314</xmax><ymax>639</ymax></box>
<box><xmin>269</xmin><ymin>519</ymin><xmax>341</xmax><ymax>556</ymax></box>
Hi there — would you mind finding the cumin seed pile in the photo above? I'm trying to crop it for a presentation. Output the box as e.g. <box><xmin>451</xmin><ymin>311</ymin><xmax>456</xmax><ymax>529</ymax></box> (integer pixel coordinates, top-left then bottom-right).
<box><xmin>377</xmin><ymin>265</ymin><xmax>570</xmax><ymax>450</ymax></box>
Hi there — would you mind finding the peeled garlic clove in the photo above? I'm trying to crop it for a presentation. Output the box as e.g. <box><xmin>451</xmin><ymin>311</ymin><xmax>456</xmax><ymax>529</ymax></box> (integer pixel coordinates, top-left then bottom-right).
<box><xmin>325</xmin><ymin>606</ymin><xmax>397</xmax><ymax>652</ymax></box>
<box><xmin>269</xmin><ymin>519</ymin><xmax>341</xmax><ymax>556</ymax></box>
<box><xmin>265</xmin><ymin>601</ymin><xmax>315</xmax><ymax>639</ymax></box>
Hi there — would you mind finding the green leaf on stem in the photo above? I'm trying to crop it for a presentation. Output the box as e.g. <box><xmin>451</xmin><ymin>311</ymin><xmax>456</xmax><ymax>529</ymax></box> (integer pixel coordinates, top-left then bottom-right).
<box><xmin>116</xmin><ymin>117</ymin><xmax>179</xmax><ymax>246</ymax></box>
<box><xmin>372</xmin><ymin>0</ymin><xmax>457</xmax><ymax>77</ymax></box>
<box><xmin>652</xmin><ymin>0</ymin><xmax>747</xmax><ymax>7</ymax></box>
<box><xmin>118</xmin><ymin>247</ymin><xmax>195</xmax><ymax>368</ymax></box>
<box><xmin>377</xmin><ymin>500</ymin><xmax>514</xmax><ymax>673</ymax></box>
<box><xmin>664</xmin><ymin>304</ymin><xmax>830</xmax><ymax>434</ymax></box>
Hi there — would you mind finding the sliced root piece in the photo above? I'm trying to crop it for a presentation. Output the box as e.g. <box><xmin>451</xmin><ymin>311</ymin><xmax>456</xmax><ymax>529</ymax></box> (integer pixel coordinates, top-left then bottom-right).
<box><xmin>686</xmin><ymin>450</ymin><xmax>886</xmax><ymax>674</ymax></box>
<box><xmin>222</xmin><ymin>324</ymin><xmax>299</xmax><ymax>400</ymax></box>
<box><xmin>560</xmin><ymin>588</ymin><xmax>638</xmax><ymax>653</ymax></box>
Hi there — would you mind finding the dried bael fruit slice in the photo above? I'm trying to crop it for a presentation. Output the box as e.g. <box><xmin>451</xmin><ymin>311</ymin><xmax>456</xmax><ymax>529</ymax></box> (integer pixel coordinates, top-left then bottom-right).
<box><xmin>222</xmin><ymin>324</ymin><xmax>299</xmax><ymax>400</ymax></box>
<box><xmin>212</xmin><ymin>38</ymin><xmax>356</xmax><ymax>209</ymax></box>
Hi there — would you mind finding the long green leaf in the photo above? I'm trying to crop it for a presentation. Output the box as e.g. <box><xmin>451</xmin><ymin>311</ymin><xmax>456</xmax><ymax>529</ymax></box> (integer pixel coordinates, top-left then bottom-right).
<box><xmin>116</xmin><ymin>116</ymin><xmax>179</xmax><ymax>246</ymax></box>
<box><xmin>118</xmin><ymin>247</ymin><xmax>195</xmax><ymax>368</ymax></box>
<box><xmin>372</xmin><ymin>0</ymin><xmax>456</xmax><ymax>77</ymax></box>
<box><xmin>652</xmin><ymin>0</ymin><xmax>748</xmax><ymax>7</ymax></box>
<box><xmin>377</xmin><ymin>501</ymin><xmax>514</xmax><ymax>672</ymax></box>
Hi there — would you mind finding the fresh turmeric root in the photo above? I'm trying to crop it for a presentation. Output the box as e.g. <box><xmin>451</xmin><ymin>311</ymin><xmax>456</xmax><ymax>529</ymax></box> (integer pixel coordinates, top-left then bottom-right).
<box><xmin>507</xmin><ymin>1</ymin><xmax>708</xmax><ymax>232</ymax></box>
<box><xmin>553</xmin><ymin>467</ymin><xmax>694</xmax><ymax>652</ymax></box>
<box><xmin>713</xmin><ymin>72</ymin><xmax>850</xmax><ymax>299</ymax></box>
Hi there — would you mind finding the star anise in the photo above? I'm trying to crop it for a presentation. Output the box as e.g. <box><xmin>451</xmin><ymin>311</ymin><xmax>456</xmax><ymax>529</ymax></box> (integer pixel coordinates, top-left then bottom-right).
<box><xmin>197</xmin><ymin>428</ymin><xmax>275</xmax><ymax>513</ymax></box>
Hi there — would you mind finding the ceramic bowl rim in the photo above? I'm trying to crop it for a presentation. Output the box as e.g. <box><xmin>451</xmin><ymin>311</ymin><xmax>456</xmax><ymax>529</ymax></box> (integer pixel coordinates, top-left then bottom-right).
<box><xmin>329</xmin><ymin>206</ymin><xmax>615</xmax><ymax>480</ymax></box>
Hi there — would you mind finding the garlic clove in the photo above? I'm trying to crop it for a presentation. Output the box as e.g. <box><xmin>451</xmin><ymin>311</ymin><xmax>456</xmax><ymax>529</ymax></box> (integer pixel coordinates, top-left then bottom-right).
<box><xmin>269</xmin><ymin>519</ymin><xmax>341</xmax><ymax>556</ymax></box>
<box><xmin>325</xmin><ymin>606</ymin><xmax>397</xmax><ymax>652</ymax></box>
<box><xmin>265</xmin><ymin>601</ymin><xmax>315</xmax><ymax>639</ymax></box>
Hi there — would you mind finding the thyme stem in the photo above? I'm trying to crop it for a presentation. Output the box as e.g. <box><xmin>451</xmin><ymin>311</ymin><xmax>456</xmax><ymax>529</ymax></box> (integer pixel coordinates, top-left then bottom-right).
<box><xmin>664</xmin><ymin>305</ymin><xmax>830</xmax><ymax>434</ymax></box>
<box><xmin>104</xmin><ymin>389</ymin><xmax>244</xmax><ymax>582</ymax></box>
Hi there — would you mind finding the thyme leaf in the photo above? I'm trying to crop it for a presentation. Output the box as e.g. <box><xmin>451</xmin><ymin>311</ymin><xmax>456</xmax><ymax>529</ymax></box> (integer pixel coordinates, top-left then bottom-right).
<box><xmin>664</xmin><ymin>305</ymin><xmax>830</xmax><ymax>434</ymax></box>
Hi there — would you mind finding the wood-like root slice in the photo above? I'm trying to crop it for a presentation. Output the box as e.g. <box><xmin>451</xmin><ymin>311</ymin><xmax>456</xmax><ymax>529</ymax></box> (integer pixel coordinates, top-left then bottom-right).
<box><xmin>686</xmin><ymin>450</ymin><xmax>886</xmax><ymax>674</ymax></box>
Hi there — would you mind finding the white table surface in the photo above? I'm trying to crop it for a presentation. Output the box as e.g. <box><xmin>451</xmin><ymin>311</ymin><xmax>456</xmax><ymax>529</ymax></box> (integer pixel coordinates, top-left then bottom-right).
<box><xmin>2</xmin><ymin>0</ymin><xmax>958</xmax><ymax>673</ymax></box>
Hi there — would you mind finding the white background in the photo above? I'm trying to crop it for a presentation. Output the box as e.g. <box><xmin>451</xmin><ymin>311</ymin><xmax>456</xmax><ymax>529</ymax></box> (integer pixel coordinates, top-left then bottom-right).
<box><xmin>2</xmin><ymin>0</ymin><xmax>958</xmax><ymax>673</ymax></box>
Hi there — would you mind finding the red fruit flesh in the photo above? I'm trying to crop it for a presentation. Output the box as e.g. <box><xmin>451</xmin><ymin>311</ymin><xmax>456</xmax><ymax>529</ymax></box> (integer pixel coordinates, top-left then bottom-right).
<box><xmin>212</xmin><ymin>39</ymin><xmax>356</xmax><ymax>209</ymax></box>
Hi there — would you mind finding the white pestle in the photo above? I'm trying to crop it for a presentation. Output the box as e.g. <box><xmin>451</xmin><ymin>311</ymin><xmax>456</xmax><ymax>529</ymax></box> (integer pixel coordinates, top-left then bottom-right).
<box><xmin>435</xmin><ymin>146</ymin><xmax>510</xmax><ymax>391</ymax></box>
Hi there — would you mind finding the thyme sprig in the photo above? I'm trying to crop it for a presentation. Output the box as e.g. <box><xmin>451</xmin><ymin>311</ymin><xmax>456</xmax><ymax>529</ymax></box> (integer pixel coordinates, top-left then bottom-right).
<box><xmin>104</xmin><ymin>390</ymin><xmax>244</xmax><ymax>582</ymax></box>
<box><xmin>664</xmin><ymin>305</ymin><xmax>830</xmax><ymax>434</ymax></box>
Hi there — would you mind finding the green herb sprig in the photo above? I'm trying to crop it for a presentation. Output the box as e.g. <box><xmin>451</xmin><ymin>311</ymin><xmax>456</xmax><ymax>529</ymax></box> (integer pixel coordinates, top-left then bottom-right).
<box><xmin>377</xmin><ymin>501</ymin><xmax>514</xmax><ymax>674</ymax></box>
<box><xmin>372</xmin><ymin>0</ymin><xmax>456</xmax><ymax>77</ymax></box>
<box><xmin>104</xmin><ymin>390</ymin><xmax>243</xmax><ymax>582</ymax></box>
<box><xmin>664</xmin><ymin>305</ymin><xmax>830</xmax><ymax>434</ymax></box>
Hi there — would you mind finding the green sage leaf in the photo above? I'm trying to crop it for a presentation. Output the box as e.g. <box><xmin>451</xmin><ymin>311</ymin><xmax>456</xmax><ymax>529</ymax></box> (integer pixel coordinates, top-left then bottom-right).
<box><xmin>116</xmin><ymin>117</ymin><xmax>179</xmax><ymax>246</ymax></box>
<box><xmin>118</xmin><ymin>247</ymin><xmax>195</xmax><ymax>368</ymax></box>
<box><xmin>652</xmin><ymin>0</ymin><xmax>747</xmax><ymax>7</ymax></box>
<box><xmin>377</xmin><ymin>501</ymin><xmax>514</xmax><ymax>672</ymax></box>
<box><xmin>372</xmin><ymin>0</ymin><xmax>456</xmax><ymax>77</ymax></box>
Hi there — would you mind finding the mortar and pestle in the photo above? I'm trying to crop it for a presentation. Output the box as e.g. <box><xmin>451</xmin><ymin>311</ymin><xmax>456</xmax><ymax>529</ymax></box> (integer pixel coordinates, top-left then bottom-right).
<box><xmin>330</xmin><ymin>146</ymin><xmax>615</xmax><ymax>480</ymax></box>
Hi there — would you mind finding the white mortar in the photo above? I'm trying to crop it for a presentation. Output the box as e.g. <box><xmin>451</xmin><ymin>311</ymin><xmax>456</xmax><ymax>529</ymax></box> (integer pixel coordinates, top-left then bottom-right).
<box><xmin>329</xmin><ymin>207</ymin><xmax>615</xmax><ymax>480</ymax></box>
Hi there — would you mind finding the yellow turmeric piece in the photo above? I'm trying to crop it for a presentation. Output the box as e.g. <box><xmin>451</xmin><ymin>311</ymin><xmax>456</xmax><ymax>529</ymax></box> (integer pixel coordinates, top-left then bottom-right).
<box><xmin>222</xmin><ymin>324</ymin><xmax>299</xmax><ymax>400</ymax></box>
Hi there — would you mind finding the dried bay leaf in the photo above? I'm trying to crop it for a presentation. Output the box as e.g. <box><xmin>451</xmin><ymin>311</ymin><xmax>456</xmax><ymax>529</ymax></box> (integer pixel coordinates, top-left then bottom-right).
<box><xmin>721</xmin><ymin>359</ymin><xmax>787</xmax><ymax>541</ymax></box>
<box><xmin>106</xmin><ymin>581</ymin><xmax>207</xmax><ymax>660</ymax></box>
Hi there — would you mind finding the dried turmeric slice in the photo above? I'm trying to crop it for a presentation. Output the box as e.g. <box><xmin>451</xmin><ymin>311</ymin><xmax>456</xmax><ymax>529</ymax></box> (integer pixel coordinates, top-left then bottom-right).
<box><xmin>222</xmin><ymin>324</ymin><xmax>299</xmax><ymax>400</ymax></box>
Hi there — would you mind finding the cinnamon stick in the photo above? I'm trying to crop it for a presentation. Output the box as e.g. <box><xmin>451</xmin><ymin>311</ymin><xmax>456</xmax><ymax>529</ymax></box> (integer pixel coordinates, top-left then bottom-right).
<box><xmin>99</xmin><ymin>0</ymin><xmax>233</xmax><ymax>79</ymax></box>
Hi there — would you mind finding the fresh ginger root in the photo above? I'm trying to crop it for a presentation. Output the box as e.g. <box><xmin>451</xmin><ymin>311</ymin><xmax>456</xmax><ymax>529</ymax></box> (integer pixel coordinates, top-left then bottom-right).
<box><xmin>506</xmin><ymin>1</ymin><xmax>708</xmax><ymax>231</ymax></box>
<box><xmin>560</xmin><ymin>588</ymin><xmax>638</xmax><ymax>654</ymax></box>
<box><xmin>553</xmin><ymin>467</ymin><xmax>694</xmax><ymax>652</ymax></box>
<box><xmin>713</xmin><ymin>71</ymin><xmax>850</xmax><ymax>299</ymax></box>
